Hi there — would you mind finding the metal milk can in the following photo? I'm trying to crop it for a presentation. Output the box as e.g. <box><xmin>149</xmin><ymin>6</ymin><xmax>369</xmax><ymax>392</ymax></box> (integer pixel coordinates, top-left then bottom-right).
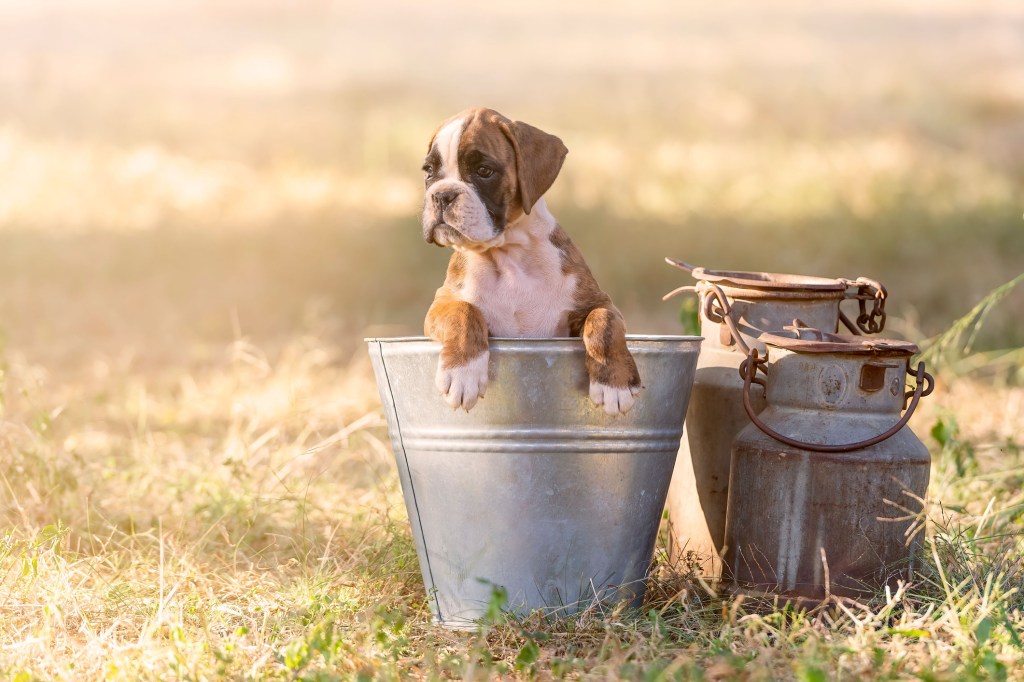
<box><xmin>661</xmin><ymin>259</ymin><xmax>887</xmax><ymax>576</ymax></box>
<box><xmin>723</xmin><ymin>328</ymin><xmax>933</xmax><ymax>601</ymax></box>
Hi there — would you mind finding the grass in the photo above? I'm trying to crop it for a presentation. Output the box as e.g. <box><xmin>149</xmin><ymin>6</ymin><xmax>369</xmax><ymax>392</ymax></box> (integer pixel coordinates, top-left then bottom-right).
<box><xmin>0</xmin><ymin>0</ymin><xmax>1023</xmax><ymax>678</ymax></box>
<box><xmin>1</xmin><ymin>286</ymin><xmax>1022</xmax><ymax>680</ymax></box>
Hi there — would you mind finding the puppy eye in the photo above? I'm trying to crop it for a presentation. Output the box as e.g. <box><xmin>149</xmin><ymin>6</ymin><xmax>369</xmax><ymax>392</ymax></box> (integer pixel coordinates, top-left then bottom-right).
<box><xmin>476</xmin><ymin>166</ymin><xmax>494</xmax><ymax>178</ymax></box>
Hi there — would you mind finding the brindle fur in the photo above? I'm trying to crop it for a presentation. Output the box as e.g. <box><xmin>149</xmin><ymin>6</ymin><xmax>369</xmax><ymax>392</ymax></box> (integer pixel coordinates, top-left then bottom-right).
<box><xmin>423</xmin><ymin>107</ymin><xmax>641</xmax><ymax>409</ymax></box>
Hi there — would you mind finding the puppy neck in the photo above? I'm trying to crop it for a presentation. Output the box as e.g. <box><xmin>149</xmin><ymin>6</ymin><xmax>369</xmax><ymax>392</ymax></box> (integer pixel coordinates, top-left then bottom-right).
<box><xmin>453</xmin><ymin>198</ymin><xmax>557</xmax><ymax>275</ymax></box>
<box><xmin>507</xmin><ymin>197</ymin><xmax>556</xmax><ymax>244</ymax></box>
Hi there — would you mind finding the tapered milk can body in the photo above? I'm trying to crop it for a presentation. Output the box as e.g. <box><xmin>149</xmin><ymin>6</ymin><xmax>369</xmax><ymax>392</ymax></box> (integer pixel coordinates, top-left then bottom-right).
<box><xmin>723</xmin><ymin>330</ymin><xmax>932</xmax><ymax>601</ymax></box>
<box><xmin>664</xmin><ymin>268</ymin><xmax>886</xmax><ymax>575</ymax></box>
<box><xmin>368</xmin><ymin>336</ymin><xmax>701</xmax><ymax>630</ymax></box>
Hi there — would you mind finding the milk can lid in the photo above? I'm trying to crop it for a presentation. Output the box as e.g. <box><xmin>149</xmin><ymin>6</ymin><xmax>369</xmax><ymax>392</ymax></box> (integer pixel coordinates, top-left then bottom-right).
<box><xmin>690</xmin><ymin>267</ymin><xmax>846</xmax><ymax>291</ymax></box>
<box><xmin>759</xmin><ymin>327</ymin><xmax>919</xmax><ymax>356</ymax></box>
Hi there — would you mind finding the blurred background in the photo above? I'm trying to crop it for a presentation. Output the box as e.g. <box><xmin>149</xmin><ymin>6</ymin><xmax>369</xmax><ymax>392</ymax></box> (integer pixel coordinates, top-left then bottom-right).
<box><xmin>0</xmin><ymin>3</ymin><xmax>1022</xmax><ymax>674</ymax></box>
<box><xmin>0</xmin><ymin>0</ymin><xmax>1022</xmax><ymax>371</ymax></box>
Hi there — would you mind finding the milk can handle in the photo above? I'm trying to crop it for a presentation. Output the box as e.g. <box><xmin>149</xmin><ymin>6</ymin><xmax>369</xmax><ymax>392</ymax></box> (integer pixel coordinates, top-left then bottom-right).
<box><xmin>839</xmin><ymin>277</ymin><xmax>887</xmax><ymax>335</ymax></box>
<box><xmin>661</xmin><ymin>278</ymin><xmax>753</xmax><ymax>355</ymax></box>
<box><xmin>739</xmin><ymin>348</ymin><xmax>934</xmax><ymax>453</ymax></box>
<box><xmin>702</xmin><ymin>282</ymin><xmax>753</xmax><ymax>355</ymax></box>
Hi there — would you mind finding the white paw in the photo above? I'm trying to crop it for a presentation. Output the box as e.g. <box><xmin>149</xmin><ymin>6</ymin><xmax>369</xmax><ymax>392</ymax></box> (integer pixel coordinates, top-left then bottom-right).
<box><xmin>435</xmin><ymin>352</ymin><xmax>489</xmax><ymax>411</ymax></box>
<box><xmin>589</xmin><ymin>382</ymin><xmax>641</xmax><ymax>416</ymax></box>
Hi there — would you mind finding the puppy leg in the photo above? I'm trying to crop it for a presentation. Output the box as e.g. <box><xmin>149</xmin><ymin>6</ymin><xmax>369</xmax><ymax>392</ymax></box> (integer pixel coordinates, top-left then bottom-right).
<box><xmin>582</xmin><ymin>307</ymin><xmax>641</xmax><ymax>415</ymax></box>
<box><xmin>425</xmin><ymin>295</ymin><xmax>490</xmax><ymax>411</ymax></box>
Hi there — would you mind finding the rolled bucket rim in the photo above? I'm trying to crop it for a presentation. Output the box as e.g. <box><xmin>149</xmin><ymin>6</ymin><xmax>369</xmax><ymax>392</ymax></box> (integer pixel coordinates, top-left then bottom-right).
<box><xmin>365</xmin><ymin>334</ymin><xmax>704</xmax><ymax>344</ymax></box>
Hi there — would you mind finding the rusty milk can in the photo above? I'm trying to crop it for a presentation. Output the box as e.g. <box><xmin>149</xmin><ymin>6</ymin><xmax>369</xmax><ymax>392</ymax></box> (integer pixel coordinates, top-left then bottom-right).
<box><xmin>723</xmin><ymin>328</ymin><xmax>933</xmax><ymax>601</ymax></box>
<box><xmin>661</xmin><ymin>259</ymin><xmax>887</xmax><ymax>575</ymax></box>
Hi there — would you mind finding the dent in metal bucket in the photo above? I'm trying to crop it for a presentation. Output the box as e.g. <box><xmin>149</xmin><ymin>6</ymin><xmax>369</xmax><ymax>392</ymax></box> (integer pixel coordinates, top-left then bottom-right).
<box><xmin>368</xmin><ymin>336</ymin><xmax>701</xmax><ymax>629</ymax></box>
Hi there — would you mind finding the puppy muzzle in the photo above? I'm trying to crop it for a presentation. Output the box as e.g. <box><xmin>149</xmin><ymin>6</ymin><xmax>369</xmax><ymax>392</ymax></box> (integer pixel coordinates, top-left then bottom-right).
<box><xmin>424</xmin><ymin>223</ymin><xmax>459</xmax><ymax>247</ymax></box>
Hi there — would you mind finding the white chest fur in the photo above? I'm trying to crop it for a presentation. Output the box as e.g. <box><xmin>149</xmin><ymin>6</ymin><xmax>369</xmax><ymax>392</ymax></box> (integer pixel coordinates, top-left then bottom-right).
<box><xmin>460</xmin><ymin>243</ymin><xmax>576</xmax><ymax>338</ymax></box>
<box><xmin>452</xmin><ymin>201</ymin><xmax>575</xmax><ymax>338</ymax></box>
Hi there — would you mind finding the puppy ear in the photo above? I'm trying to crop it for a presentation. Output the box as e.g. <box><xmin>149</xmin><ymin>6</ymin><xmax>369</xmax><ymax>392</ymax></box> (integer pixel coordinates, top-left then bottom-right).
<box><xmin>500</xmin><ymin>120</ymin><xmax>568</xmax><ymax>214</ymax></box>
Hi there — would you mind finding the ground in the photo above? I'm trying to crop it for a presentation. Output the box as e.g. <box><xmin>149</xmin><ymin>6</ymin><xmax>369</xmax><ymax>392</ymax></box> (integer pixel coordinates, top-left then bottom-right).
<box><xmin>0</xmin><ymin>1</ymin><xmax>1022</xmax><ymax>679</ymax></box>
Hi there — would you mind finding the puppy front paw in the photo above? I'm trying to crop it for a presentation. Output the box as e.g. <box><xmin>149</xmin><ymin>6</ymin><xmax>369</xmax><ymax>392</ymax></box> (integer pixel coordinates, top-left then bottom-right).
<box><xmin>435</xmin><ymin>351</ymin><xmax>489</xmax><ymax>411</ymax></box>
<box><xmin>589</xmin><ymin>381</ymin><xmax>642</xmax><ymax>416</ymax></box>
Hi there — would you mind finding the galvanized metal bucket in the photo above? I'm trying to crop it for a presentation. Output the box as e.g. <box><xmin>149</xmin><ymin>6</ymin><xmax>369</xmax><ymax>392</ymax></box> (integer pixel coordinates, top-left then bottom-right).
<box><xmin>661</xmin><ymin>259</ymin><xmax>887</xmax><ymax>576</ymax></box>
<box><xmin>723</xmin><ymin>328</ymin><xmax>933</xmax><ymax>602</ymax></box>
<box><xmin>367</xmin><ymin>336</ymin><xmax>701</xmax><ymax>629</ymax></box>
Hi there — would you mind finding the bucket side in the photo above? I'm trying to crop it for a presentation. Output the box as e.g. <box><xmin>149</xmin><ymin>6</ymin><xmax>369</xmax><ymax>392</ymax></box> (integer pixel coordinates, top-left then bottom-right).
<box><xmin>367</xmin><ymin>340</ymin><xmax>441</xmax><ymax>622</ymax></box>
<box><xmin>371</xmin><ymin>337</ymin><xmax>701</xmax><ymax>629</ymax></box>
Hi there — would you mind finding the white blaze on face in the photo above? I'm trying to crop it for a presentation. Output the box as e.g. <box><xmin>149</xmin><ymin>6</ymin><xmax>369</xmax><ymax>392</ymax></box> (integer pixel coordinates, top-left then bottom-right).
<box><xmin>423</xmin><ymin>117</ymin><xmax>499</xmax><ymax>246</ymax></box>
<box><xmin>436</xmin><ymin>118</ymin><xmax>463</xmax><ymax>180</ymax></box>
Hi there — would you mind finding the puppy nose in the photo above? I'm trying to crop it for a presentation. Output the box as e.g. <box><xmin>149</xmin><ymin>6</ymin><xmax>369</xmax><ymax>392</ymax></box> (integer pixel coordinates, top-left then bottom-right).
<box><xmin>433</xmin><ymin>190</ymin><xmax>458</xmax><ymax>211</ymax></box>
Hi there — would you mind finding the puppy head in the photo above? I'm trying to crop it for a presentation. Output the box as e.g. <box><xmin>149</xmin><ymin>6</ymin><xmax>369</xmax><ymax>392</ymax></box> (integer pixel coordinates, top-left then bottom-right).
<box><xmin>421</xmin><ymin>107</ymin><xmax>568</xmax><ymax>250</ymax></box>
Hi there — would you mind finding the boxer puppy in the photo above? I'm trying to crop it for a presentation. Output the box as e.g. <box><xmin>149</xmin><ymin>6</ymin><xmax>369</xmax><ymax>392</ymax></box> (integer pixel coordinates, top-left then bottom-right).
<box><xmin>421</xmin><ymin>107</ymin><xmax>641</xmax><ymax>415</ymax></box>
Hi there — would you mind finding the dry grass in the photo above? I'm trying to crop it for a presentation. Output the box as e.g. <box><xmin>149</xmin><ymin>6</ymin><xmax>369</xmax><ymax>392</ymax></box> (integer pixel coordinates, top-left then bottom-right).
<box><xmin>1</xmin><ymin>326</ymin><xmax>1022</xmax><ymax>680</ymax></box>
<box><xmin>0</xmin><ymin>0</ymin><xmax>1023</xmax><ymax>679</ymax></box>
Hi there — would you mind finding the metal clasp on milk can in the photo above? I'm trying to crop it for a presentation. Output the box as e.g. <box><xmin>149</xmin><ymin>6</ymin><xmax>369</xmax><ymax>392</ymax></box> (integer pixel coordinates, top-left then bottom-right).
<box><xmin>723</xmin><ymin>327</ymin><xmax>934</xmax><ymax>603</ymax></box>
<box><xmin>660</xmin><ymin>258</ymin><xmax>889</xmax><ymax>576</ymax></box>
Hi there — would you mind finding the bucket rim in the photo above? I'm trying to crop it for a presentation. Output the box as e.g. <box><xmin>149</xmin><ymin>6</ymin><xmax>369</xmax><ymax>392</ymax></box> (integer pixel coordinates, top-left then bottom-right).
<box><xmin>365</xmin><ymin>334</ymin><xmax>703</xmax><ymax>344</ymax></box>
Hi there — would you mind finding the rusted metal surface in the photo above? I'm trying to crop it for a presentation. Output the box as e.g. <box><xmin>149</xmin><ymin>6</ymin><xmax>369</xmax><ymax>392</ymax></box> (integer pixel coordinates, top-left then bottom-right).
<box><xmin>739</xmin><ymin>334</ymin><xmax>934</xmax><ymax>453</ymax></box>
<box><xmin>664</xmin><ymin>260</ymin><xmax>887</xmax><ymax>335</ymax></box>
<box><xmin>723</xmin><ymin>333</ymin><xmax>931</xmax><ymax>601</ymax></box>
<box><xmin>755</xmin><ymin>328</ymin><xmax>912</xmax><ymax>355</ymax></box>
<box><xmin>842</xmin><ymin>277</ymin><xmax>888</xmax><ymax>335</ymax></box>
<box><xmin>662</xmin><ymin>259</ymin><xmax>889</xmax><ymax>577</ymax></box>
<box><xmin>368</xmin><ymin>336</ymin><xmax>701</xmax><ymax>630</ymax></box>
<box><xmin>665</xmin><ymin>258</ymin><xmax>852</xmax><ymax>293</ymax></box>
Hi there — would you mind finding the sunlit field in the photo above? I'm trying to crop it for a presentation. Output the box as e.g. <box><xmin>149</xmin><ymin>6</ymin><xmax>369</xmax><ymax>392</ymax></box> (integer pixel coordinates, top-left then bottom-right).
<box><xmin>1</xmin><ymin>0</ymin><xmax>1023</xmax><ymax>678</ymax></box>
